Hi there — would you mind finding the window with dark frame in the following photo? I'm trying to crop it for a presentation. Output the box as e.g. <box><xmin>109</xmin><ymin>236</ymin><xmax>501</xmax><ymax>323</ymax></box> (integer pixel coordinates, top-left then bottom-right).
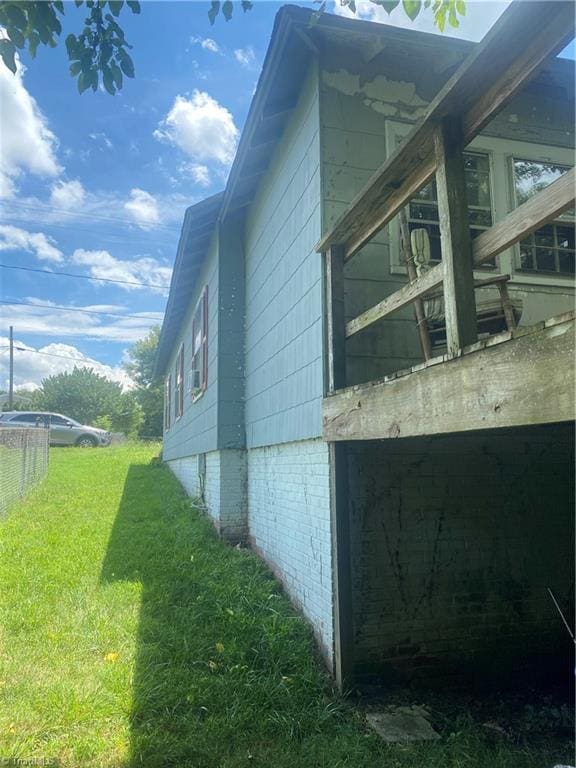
<box><xmin>190</xmin><ymin>286</ymin><xmax>208</xmax><ymax>402</ymax></box>
<box><xmin>174</xmin><ymin>345</ymin><xmax>184</xmax><ymax>419</ymax></box>
<box><xmin>513</xmin><ymin>159</ymin><xmax>575</xmax><ymax>277</ymax></box>
<box><xmin>164</xmin><ymin>374</ymin><xmax>172</xmax><ymax>431</ymax></box>
<box><xmin>407</xmin><ymin>152</ymin><xmax>494</xmax><ymax>265</ymax></box>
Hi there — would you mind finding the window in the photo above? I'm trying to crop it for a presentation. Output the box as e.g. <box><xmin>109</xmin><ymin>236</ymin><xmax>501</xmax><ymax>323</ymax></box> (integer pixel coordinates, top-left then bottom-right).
<box><xmin>513</xmin><ymin>159</ymin><xmax>574</xmax><ymax>276</ymax></box>
<box><xmin>174</xmin><ymin>345</ymin><xmax>184</xmax><ymax>419</ymax></box>
<box><xmin>407</xmin><ymin>152</ymin><xmax>494</xmax><ymax>265</ymax></box>
<box><xmin>50</xmin><ymin>415</ymin><xmax>71</xmax><ymax>426</ymax></box>
<box><xmin>10</xmin><ymin>414</ymin><xmax>35</xmax><ymax>423</ymax></box>
<box><xmin>164</xmin><ymin>375</ymin><xmax>172</xmax><ymax>431</ymax></box>
<box><xmin>190</xmin><ymin>287</ymin><xmax>208</xmax><ymax>402</ymax></box>
<box><xmin>8</xmin><ymin>413</ymin><xmax>49</xmax><ymax>427</ymax></box>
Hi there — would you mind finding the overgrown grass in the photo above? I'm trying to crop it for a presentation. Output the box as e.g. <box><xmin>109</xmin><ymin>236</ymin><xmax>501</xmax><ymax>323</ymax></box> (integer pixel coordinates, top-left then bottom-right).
<box><xmin>0</xmin><ymin>444</ymin><xmax>572</xmax><ymax>767</ymax></box>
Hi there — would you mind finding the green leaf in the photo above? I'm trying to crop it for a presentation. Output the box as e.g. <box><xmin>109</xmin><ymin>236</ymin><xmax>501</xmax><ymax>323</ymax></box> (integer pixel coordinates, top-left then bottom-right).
<box><xmin>456</xmin><ymin>0</ymin><xmax>466</xmax><ymax>15</ymax></box>
<box><xmin>372</xmin><ymin>0</ymin><xmax>400</xmax><ymax>13</ymax></box>
<box><xmin>448</xmin><ymin>1</ymin><xmax>459</xmax><ymax>27</ymax></box>
<box><xmin>347</xmin><ymin>0</ymin><xmax>357</xmax><ymax>13</ymax></box>
<box><xmin>118</xmin><ymin>50</ymin><xmax>134</xmax><ymax>77</ymax></box>
<box><xmin>126</xmin><ymin>0</ymin><xmax>141</xmax><ymax>13</ymax></box>
<box><xmin>108</xmin><ymin>0</ymin><xmax>124</xmax><ymax>15</ymax></box>
<box><xmin>110</xmin><ymin>60</ymin><xmax>123</xmax><ymax>89</ymax></box>
<box><xmin>241</xmin><ymin>1</ymin><xmax>252</xmax><ymax>10</ymax></box>
<box><xmin>0</xmin><ymin>39</ymin><xmax>16</xmax><ymax>73</ymax></box>
<box><xmin>28</xmin><ymin>32</ymin><xmax>40</xmax><ymax>58</ymax></box>
<box><xmin>7</xmin><ymin>26</ymin><xmax>25</xmax><ymax>50</ymax></box>
<box><xmin>37</xmin><ymin>24</ymin><xmax>53</xmax><ymax>45</ymax></box>
<box><xmin>208</xmin><ymin>1</ymin><xmax>220</xmax><ymax>24</ymax></box>
<box><xmin>74</xmin><ymin>0</ymin><xmax>83</xmax><ymax>6</ymax></box>
<box><xmin>402</xmin><ymin>0</ymin><xmax>421</xmax><ymax>20</ymax></box>
<box><xmin>69</xmin><ymin>60</ymin><xmax>82</xmax><ymax>76</ymax></box>
<box><xmin>89</xmin><ymin>68</ymin><xmax>98</xmax><ymax>91</ymax></box>
<box><xmin>102</xmin><ymin>65</ymin><xmax>116</xmax><ymax>94</ymax></box>
<box><xmin>435</xmin><ymin>4</ymin><xmax>447</xmax><ymax>31</ymax></box>
<box><xmin>66</xmin><ymin>33</ymin><xmax>79</xmax><ymax>58</ymax></box>
<box><xmin>222</xmin><ymin>0</ymin><xmax>233</xmax><ymax>20</ymax></box>
<box><xmin>77</xmin><ymin>71</ymin><xmax>91</xmax><ymax>93</ymax></box>
<box><xmin>81</xmin><ymin>52</ymin><xmax>93</xmax><ymax>73</ymax></box>
<box><xmin>5</xmin><ymin>5</ymin><xmax>27</xmax><ymax>31</ymax></box>
<box><xmin>54</xmin><ymin>1</ymin><xmax>65</xmax><ymax>13</ymax></box>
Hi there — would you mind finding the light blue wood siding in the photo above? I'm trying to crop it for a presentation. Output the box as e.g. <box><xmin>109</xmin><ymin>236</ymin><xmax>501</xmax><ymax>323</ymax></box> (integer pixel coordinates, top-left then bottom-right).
<box><xmin>163</xmin><ymin>234</ymin><xmax>219</xmax><ymax>460</ymax></box>
<box><xmin>244</xmin><ymin>63</ymin><xmax>323</xmax><ymax>448</ymax></box>
<box><xmin>217</xmin><ymin>216</ymin><xmax>246</xmax><ymax>449</ymax></box>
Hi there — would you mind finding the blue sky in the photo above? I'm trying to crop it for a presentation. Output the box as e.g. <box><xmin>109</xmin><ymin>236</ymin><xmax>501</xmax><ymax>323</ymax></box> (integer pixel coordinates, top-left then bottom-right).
<box><xmin>0</xmin><ymin>0</ymin><xmax>572</xmax><ymax>390</ymax></box>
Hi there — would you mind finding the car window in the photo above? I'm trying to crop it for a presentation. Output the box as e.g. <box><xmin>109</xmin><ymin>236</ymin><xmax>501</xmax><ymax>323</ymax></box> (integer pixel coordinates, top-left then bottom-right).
<box><xmin>50</xmin><ymin>415</ymin><xmax>71</xmax><ymax>426</ymax></box>
<box><xmin>10</xmin><ymin>414</ymin><xmax>36</xmax><ymax>422</ymax></box>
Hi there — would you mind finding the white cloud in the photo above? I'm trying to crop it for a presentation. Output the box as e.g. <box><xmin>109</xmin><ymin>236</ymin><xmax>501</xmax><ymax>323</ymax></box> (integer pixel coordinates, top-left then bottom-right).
<box><xmin>181</xmin><ymin>162</ymin><xmax>212</xmax><ymax>187</ymax></box>
<box><xmin>0</xmin><ymin>224</ymin><xmax>63</xmax><ymax>262</ymax></box>
<box><xmin>0</xmin><ymin>337</ymin><xmax>132</xmax><ymax>392</ymax></box>
<box><xmin>0</xmin><ymin>297</ymin><xmax>163</xmax><ymax>346</ymax></box>
<box><xmin>49</xmin><ymin>179</ymin><xmax>86</xmax><ymax>209</ymax></box>
<box><xmin>331</xmin><ymin>0</ymin><xmax>508</xmax><ymax>41</ymax></box>
<box><xmin>154</xmin><ymin>90</ymin><xmax>238</xmax><ymax>168</ymax></box>
<box><xmin>71</xmin><ymin>248</ymin><xmax>172</xmax><ymax>295</ymax></box>
<box><xmin>234</xmin><ymin>46</ymin><xmax>256</xmax><ymax>68</ymax></box>
<box><xmin>88</xmin><ymin>131</ymin><xmax>113</xmax><ymax>149</ymax></box>
<box><xmin>124</xmin><ymin>188</ymin><xmax>160</xmax><ymax>229</ymax></box>
<box><xmin>0</xmin><ymin>56</ymin><xmax>61</xmax><ymax>198</ymax></box>
<box><xmin>1</xmin><ymin>189</ymin><xmax>190</xmax><ymax>231</ymax></box>
<box><xmin>190</xmin><ymin>36</ymin><xmax>221</xmax><ymax>54</ymax></box>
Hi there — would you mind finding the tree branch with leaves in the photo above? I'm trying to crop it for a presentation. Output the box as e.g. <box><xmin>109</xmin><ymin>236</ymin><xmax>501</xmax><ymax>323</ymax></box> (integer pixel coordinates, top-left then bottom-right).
<box><xmin>0</xmin><ymin>0</ymin><xmax>467</xmax><ymax>94</ymax></box>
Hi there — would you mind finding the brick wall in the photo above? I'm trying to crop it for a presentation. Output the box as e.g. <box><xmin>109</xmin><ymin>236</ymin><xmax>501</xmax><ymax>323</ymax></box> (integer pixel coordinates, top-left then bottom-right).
<box><xmin>348</xmin><ymin>423</ymin><xmax>575</xmax><ymax>685</ymax></box>
<box><xmin>247</xmin><ymin>438</ymin><xmax>334</xmax><ymax>664</ymax></box>
<box><xmin>167</xmin><ymin>449</ymin><xmax>247</xmax><ymax>543</ymax></box>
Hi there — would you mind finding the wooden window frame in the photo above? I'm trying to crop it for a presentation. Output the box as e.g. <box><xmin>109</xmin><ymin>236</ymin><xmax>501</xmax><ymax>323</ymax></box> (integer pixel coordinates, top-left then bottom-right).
<box><xmin>190</xmin><ymin>286</ymin><xmax>208</xmax><ymax>403</ymax></box>
<box><xmin>386</xmin><ymin>121</ymin><xmax>498</xmax><ymax>274</ymax></box>
<box><xmin>174</xmin><ymin>344</ymin><xmax>184</xmax><ymax>420</ymax></box>
<box><xmin>164</xmin><ymin>374</ymin><xmax>172</xmax><ymax>431</ymax></box>
<box><xmin>511</xmin><ymin>157</ymin><xmax>574</xmax><ymax>279</ymax></box>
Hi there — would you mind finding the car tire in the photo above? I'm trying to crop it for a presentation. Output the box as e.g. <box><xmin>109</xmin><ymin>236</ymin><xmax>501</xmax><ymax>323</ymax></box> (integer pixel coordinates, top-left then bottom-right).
<box><xmin>76</xmin><ymin>435</ymin><xmax>98</xmax><ymax>448</ymax></box>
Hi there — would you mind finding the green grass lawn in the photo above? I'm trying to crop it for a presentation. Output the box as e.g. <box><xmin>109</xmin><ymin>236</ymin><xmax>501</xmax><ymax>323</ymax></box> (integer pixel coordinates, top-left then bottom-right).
<box><xmin>0</xmin><ymin>444</ymin><xmax>572</xmax><ymax>767</ymax></box>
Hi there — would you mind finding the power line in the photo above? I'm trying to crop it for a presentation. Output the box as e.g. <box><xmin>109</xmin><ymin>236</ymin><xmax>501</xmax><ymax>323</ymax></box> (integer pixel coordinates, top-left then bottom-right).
<box><xmin>0</xmin><ymin>299</ymin><xmax>164</xmax><ymax>321</ymax></box>
<box><xmin>0</xmin><ymin>262</ymin><xmax>170</xmax><ymax>289</ymax></box>
<box><xmin>1</xmin><ymin>201</ymin><xmax>181</xmax><ymax>233</ymax></box>
<box><xmin>1</xmin><ymin>345</ymin><xmax>119</xmax><ymax>365</ymax></box>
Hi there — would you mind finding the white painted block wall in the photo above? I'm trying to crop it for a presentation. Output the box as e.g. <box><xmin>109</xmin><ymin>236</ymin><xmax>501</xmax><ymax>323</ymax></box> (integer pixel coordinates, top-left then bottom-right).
<box><xmin>246</xmin><ymin>438</ymin><xmax>333</xmax><ymax>663</ymax></box>
<box><xmin>167</xmin><ymin>450</ymin><xmax>246</xmax><ymax>543</ymax></box>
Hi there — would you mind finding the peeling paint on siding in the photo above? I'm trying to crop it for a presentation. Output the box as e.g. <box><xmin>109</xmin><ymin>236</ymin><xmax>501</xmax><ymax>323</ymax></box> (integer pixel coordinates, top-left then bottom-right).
<box><xmin>322</xmin><ymin>69</ymin><xmax>428</xmax><ymax>120</ymax></box>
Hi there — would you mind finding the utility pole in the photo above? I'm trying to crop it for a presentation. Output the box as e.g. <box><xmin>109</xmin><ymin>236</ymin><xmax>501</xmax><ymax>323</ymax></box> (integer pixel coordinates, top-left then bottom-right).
<box><xmin>8</xmin><ymin>325</ymin><xmax>14</xmax><ymax>410</ymax></box>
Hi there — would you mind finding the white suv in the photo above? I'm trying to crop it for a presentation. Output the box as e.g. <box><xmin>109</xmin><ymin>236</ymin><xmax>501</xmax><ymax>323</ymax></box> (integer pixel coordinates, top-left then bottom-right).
<box><xmin>0</xmin><ymin>411</ymin><xmax>111</xmax><ymax>447</ymax></box>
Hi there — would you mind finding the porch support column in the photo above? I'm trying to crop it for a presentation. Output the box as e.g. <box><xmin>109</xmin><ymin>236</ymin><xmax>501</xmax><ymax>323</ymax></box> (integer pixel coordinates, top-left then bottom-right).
<box><xmin>325</xmin><ymin>243</ymin><xmax>347</xmax><ymax>392</ymax></box>
<box><xmin>434</xmin><ymin>116</ymin><xmax>478</xmax><ymax>355</ymax></box>
<box><xmin>324</xmin><ymin>243</ymin><xmax>353</xmax><ymax>691</ymax></box>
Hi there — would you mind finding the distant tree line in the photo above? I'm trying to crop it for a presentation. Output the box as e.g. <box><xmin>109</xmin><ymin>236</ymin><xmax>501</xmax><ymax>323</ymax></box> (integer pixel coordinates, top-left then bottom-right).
<box><xmin>2</xmin><ymin>326</ymin><xmax>163</xmax><ymax>440</ymax></box>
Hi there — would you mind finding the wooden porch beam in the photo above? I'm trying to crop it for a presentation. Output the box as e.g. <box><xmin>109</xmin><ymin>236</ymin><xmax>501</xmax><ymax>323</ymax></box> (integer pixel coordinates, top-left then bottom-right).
<box><xmin>345</xmin><ymin>262</ymin><xmax>443</xmax><ymax>338</ymax></box>
<box><xmin>434</xmin><ymin>116</ymin><xmax>477</xmax><ymax>353</ymax></box>
<box><xmin>472</xmin><ymin>167</ymin><xmax>576</xmax><ymax>265</ymax></box>
<box><xmin>316</xmin><ymin>0</ymin><xmax>575</xmax><ymax>260</ymax></box>
<box><xmin>324</xmin><ymin>315</ymin><xmax>576</xmax><ymax>442</ymax></box>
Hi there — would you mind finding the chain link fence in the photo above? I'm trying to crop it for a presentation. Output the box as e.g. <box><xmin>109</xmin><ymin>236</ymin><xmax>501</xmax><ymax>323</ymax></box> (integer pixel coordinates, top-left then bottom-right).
<box><xmin>0</xmin><ymin>428</ymin><xmax>50</xmax><ymax>516</ymax></box>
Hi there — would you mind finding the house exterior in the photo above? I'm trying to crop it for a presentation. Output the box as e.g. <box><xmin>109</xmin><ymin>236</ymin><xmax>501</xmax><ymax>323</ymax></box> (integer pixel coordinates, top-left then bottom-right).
<box><xmin>156</xmin><ymin>5</ymin><xmax>575</xmax><ymax>686</ymax></box>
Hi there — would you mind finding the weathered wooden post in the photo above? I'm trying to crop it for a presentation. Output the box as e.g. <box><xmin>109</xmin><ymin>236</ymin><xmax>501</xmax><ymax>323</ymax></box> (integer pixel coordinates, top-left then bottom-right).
<box><xmin>434</xmin><ymin>116</ymin><xmax>478</xmax><ymax>355</ymax></box>
<box><xmin>324</xmin><ymin>243</ymin><xmax>353</xmax><ymax>691</ymax></box>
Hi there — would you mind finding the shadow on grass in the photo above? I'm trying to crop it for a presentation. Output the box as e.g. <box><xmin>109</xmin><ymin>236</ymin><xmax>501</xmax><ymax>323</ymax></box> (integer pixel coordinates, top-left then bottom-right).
<box><xmin>99</xmin><ymin>461</ymin><xmax>349</xmax><ymax>768</ymax></box>
<box><xmin>100</xmin><ymin>461</ymin><xmax>575</xmax><ymax>768</ymax></box>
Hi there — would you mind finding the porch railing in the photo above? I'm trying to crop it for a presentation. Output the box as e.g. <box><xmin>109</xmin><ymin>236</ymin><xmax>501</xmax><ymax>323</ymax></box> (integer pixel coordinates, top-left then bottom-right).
<box><xmin>318</xmin><ymin>0</ymin><xmax>575</xmax><ymax>392</ymax></box>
